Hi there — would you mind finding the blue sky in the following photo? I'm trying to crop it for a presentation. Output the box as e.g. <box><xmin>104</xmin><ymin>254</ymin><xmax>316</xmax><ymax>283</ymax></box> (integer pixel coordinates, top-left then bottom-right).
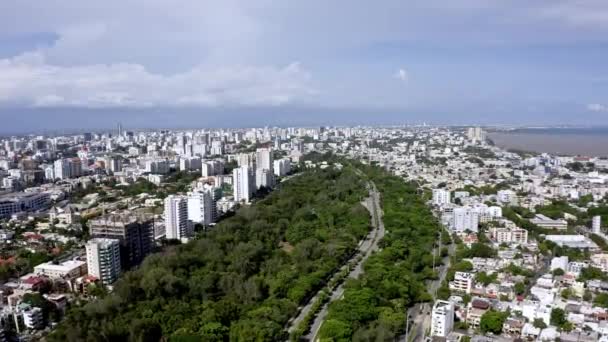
<box><xmin>0</xmin><ymin>0</ymin><xmax>607</xmax><ymax>133</ymax></box>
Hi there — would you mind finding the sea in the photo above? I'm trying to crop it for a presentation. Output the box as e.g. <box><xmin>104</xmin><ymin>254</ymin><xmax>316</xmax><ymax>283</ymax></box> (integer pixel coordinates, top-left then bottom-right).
<box><xmin>488</xmin><ymin>128</ymin><xmax>608</xmax><ymax>157</ymax></box>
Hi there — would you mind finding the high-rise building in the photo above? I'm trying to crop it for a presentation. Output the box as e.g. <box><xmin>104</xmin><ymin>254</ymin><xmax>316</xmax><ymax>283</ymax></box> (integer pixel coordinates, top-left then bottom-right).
<box><xmin>432</xmin><ymin>189</ymin><xmax>451</xmax><ymax>206</ymax></box>
<box><xmin>273</xmin><ymin>158</ymin><xmax>291</xmax><ymax>177</ymax></box>
<box><xmin>453</xmin><ymin>207</ymin><xmax>479</xmax><ymax>232</ymax></box>
<box><xmin>593</xmin><ymin>215</ymin><xmax>602</xmax><ymax>234</ymax></box>
<box><xmin>86</xmin><ymin>238</ymin><xmax>121</xmax><ymax>285</ymax></box>
<box><xmin>89</xmin><ymin>212</ymin><xmax>154</xmax><ymax>269</ymax></box>
<box><xmin>237</xmin><ymin>153</ymin><xmax>256</xmax><ymax>168</ymax></box>
<box><xmin>164</xmin><ymin>195</ymin><xmax>193</xmax><ymax>242</ymax></box>
<box><xmin>467</xmin><ymin>127</ymin><xmax>486</xmax><ymax>142</ymax></box>
<box><xmin>187</xmin><ymin>190</ymin><xmax>216</xmax><ymax>226</ymax></box>
<box><xmin>256</xmin><ymin>148</ymin><xmax>273</xmax><ymax>171</ymax></box>
<box><xmin>256</xmin><ymin>168</ymin><xmax>274</xmax><ymax>189</ymax></box>
<box><xmin>233</xmin><ymin>166</ymin><xmax>254</xmax><ymax>203</ymax></box>
<box><xmin>431</xmin><ymin>300</ymin><xmax>455</xmax><ymax>337</ymax></box>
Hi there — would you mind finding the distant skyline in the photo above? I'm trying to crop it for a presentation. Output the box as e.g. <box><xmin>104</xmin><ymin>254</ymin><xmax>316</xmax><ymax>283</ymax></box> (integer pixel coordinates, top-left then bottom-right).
<box><xmin>1</xmin><ymin>0</ymin><xmax>608</xmax><ymax>132</ymax></box>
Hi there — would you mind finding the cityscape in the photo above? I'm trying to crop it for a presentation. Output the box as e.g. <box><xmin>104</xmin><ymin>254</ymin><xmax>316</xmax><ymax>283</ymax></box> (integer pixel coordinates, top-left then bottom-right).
<box><xmin>2</xmin><ymin>1</ymin><xmax>608</xmax><ymax>342</ymax></box>
<box><xmin>0</xmin><ymin>126</ymin><xmax>608</xmax><ymax>341</ymax></box>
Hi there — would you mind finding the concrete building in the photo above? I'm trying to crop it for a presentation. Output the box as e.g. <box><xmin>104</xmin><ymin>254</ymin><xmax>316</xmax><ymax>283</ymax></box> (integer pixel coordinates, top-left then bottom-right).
<box><xmin>256</xmin><ymin>168</ymin><xmax>274</xmax><ymax>189</ymax></box>
<box><xmin>530</xmin><ymin>214</ymin><xmax>568</xmax><ymax>230</ymax></box>
<box><xmin>489</xmin><ymin>227</ymin><xmax>528</xmax><ymax>245</ymax></box>
<box><xmin>187</xmin><ymin>189</ymin><xmax>216</xmax><ymax>226</ymax></box>
<box><xmin>89</xmin><ymin>212</ymin><xmax>154</xmax><ymax>269</ymax></box>
<box><xmin>255</xmin><ymin>148</ymin><xmax>273</xmax><ymax>171</ymax></box>
<box><xmin>273</xmin><ymin>158</ymin><xmax>291</xmax><ymax>177</ymax></box>
<box><xmin>449</xmin><ymin>272</ymin><xmax>474</xmax><ymax>294</ymax></box>
<box><xmin>431</xmin><ymin>300</ymin><xmax>455</xmax><ymax>338</ymax></box>
<box><xmin>233</xmin><ymin>166</ymin><xmax>254</xmax><ymax>203</ymax></box>
<box><xmin>432</xmin><ymin>189</ymin><xmax>451</xmax><ymax>206</ymax></box>
<box><xmin>86</xmin><ymin>238</ymin><xmax>122</xmax><ymax>285</ymax></box>
<box><xmin>22</xmin><ymin>306</ymin><xmax>44</xmax><ymax>329</ymax></box>
<box><xmin>33</xmin><ymin>260</ymin><xmax>87</xmax><ymax>280</ymax></box>
<box><xmin>453</xmin><ymin>207</ymin><xmax>479</xmax><ymax>232</ymax></box>
<box><xmin>0</xmin><ymin>191</ymin><xmax>50</xmax><ymax>219</ymax></box>
<box><xmin>593</xmin><ymin>215</ymin><xmax>602</xmax><ymax>234</ymax></box>
<box><xmin>164</xmin><ymin>195</ymin><xmax>193</xmax><ymax>242</ymax></box>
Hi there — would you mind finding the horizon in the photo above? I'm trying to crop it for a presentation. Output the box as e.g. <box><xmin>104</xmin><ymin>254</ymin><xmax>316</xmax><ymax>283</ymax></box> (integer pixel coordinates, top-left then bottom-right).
<box><xmin>1</xmin><ymin>1</ymin><xmax>608</xmax><ymax>131</ymax></box>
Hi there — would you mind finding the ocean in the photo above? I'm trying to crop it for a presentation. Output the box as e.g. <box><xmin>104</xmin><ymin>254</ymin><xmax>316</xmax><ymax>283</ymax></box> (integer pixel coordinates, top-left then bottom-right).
<box><xmin>488</xmin><ymin>128</ymin><xmax>608</xmax><ymax>157</ymax></box>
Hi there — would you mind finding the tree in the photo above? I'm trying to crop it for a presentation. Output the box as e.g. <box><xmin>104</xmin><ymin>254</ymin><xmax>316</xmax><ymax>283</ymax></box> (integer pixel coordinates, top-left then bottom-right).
<box><xmin>583</xmin><ymin>290</ymin><xmax>593</xmax><ymax>302</ymax></box>
<box><xmin>594</xmin><ymin>293</ymin><xmax>608</xmax><ymax>308</ymax></box>
<box><xmin>319</xmin><ymin>319</ymin><xmax>353</xmax><ymax>341</ymax></box>
<box><xmin>514</xmin><ymin>282</ymin><xmax>525</xmax><ymax>296</ymax></box>
<box><xmin>550</xmin><ymin>308</ymin><xmax>567</xmax><ymax>327</ymax></box>
<box><xmin>552</xmin><ymin>268</ymin><xmax>565</xmax><ymax>276</ymax></box>
<box><xmin>479</xmin><ymin>311</ymin><xmax>507</xmax><ymax>334</ymax></box>
<box><xmin>533</xmin><ymin>318</ymin><xmax>547</xmax><ymax>330</ymax></box>
<box><xmin>561</xmin><ymin>288</ymin><xmax>572</xmax><ymax>300</ymax></box>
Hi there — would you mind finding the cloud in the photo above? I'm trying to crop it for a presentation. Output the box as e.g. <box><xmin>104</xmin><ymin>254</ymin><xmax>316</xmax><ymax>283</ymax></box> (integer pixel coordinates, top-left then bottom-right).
<box><xmin>587</xmin><ymin>103</ymin><xmax>608</xmax><ymax>112</ymax></box>
<box><xmin>0</xmin><ymin>52</ymin><xmax>315</xmax><ymax>108</ymax></box>
<box><xmin>394</xmin><ymin>68</ymin><xmax>409</xmax><ymax>82</ymax></box>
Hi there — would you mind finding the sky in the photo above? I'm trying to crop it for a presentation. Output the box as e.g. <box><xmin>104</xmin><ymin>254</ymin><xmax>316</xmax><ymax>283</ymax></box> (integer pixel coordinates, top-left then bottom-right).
<box><xmin>0</xmin><ymin>0</ymin><xmax>608</xmax><ymax>133</ymax></box>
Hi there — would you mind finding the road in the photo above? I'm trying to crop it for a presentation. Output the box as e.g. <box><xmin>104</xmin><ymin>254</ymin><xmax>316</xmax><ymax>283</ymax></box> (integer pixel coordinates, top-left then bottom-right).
<box><xmin>299</xmin><ymin>180</ymin><xmax>385</xmax><ymax>341</ymax></box>
<box><xmin>401</xmin><ymin>224</ymin><xmax>455</xmax><ymax>342</ymax></box>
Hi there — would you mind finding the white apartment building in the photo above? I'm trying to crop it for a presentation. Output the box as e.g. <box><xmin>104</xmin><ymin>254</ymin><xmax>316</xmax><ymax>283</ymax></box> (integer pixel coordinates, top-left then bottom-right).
<box><xmin>452</xmin><ymin>207</ymin><xmax>479</xmax><ymax>232</ymax></box>
<box><xmin>164</xmin><ymin>195</ymin><xmax>194</xmax><ymax>242</ymax></box>
<box><xmin>86</xmin><ymin>238</ymin><xmax>121</xmax><ymax>285</ymax></box>
<box><xmin>53</xmin><ymin>158</ymin><xmax>82</xmax><ymax>180</ymax></box>
<box><xmin>256</xmin><ymin>148</ymin><xmax>273</xmax><ymax>171</ymax></box>
<box><xmin>187</xmin><ymin>190</ymin><xmax>216</xmax><ymax>226</ymax></box>
<box><xmin>432</xmin><ymin>189</ymin><xmax>451</xmax><ymax>206</ymax></box>
<box><xmin>237</xmin><ymin>153</ymin><xmax>256</xmax><ymax>168</ymax></box>
<box><xmin>593</xmin><ymin>215</ymin><xmax>602</xmax><ymax>234</ymax></box>
<box><xmin>233</xmin><ymin>166</ymin><xmax>254</xmax><ymax>203</ymax></box>
<box><xmin>431</xmin><ymin>300</ymin><xmax>455</xmax><ymax>337</ymax></box>
<box><xmin>256</xmin><ymin>168</ymin><xmax>274</xmax><ymax>189</ymax></box>
<box><xmin>497</xmin><ymin>190</ymin><xmax>516</xmax><ymax>204</ymax></box>
<box><xmin>23</xmin><ymin>306</ymin><xmax>44</xmax><ymax>329</ymax></box>
<box><xmin>145</xmin><ymin>159</ymin><xmax>170</xmax><ymax>174</ymax></box>
<box><xmin>489</xmin><ymin>227</ymin><xmax>528</xmax><ymax>245</ymax></box>
<box><xmin>273</xmin><ymin>158</ymin><xmax>291</xmax><ymax>177</ymax></box>
<box><xmin>449</xmin><ymin>272</ymin><xmax>474</xmax><ymax>294</ymax></box>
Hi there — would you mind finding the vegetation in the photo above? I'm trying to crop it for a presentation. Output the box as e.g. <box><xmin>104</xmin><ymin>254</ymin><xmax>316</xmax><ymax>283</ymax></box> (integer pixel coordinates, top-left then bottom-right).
<box><xmin>318</xmin><ymin>162</ymin><xmax>440</xmax><ymax>341</ymax></box>
<box><xmin>49</xmin><ymin>165</ymin><xmax>371</xmax><ymax>341</ymax></box>
<box><xmin>479</xmin><ymin>311</ymin><xmax>508</xmax><ymax>334</ymax></box>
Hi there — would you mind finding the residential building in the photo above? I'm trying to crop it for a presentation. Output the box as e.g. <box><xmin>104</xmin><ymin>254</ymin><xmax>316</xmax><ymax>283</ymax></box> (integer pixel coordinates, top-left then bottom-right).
<box><xmin>431</xmin><ymin>300</ymin><xmax>454</xmax><ymax>337</ymax></box>
<box><xmin>164</xmin><ymin>195</ymin><xmax>193</xmax><ymax>242</ymax></box>
<box><xmin>233</xmin><ymin>166</ymin><xmax>254</xmax><ymax>203</ymax></box>
<box><xmin>86</xmin><ymin>238</ymin><xmax>121</xmax><ymax>285</ymax></box>
<box><xmin>89</xmin><ymin>212</ymin><xmax>154</xmax><ymax>269</ymax></box>
<box><xmin>449</xmin><ymin>272</ymin><xmax>474</xmax><ymax>294</ymax></box>
<box><xmin>432</xmin><ymin>189</ymin><xmax>451</xmax><ymax>206</ymax></box>
<box><xmin>453</xmin><ymin>207</ymin><xmax>479</xmax><ymax>232</ymax></box>
<box><xmin>187</xmin><ymin>189</ymin><xmax>216</xmax><ymax>226</ymax></box>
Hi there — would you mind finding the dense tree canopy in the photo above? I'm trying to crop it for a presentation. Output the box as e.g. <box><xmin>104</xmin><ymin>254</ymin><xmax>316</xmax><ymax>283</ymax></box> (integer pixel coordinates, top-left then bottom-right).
<box><xmin>319</xmin><ymin>164</ymin><xmax>440</xmax><ymax>340</ymax></box>
<box><xmin>49</xmin><ymin>165</ymin><xmax>370</xmax><ymax>341</ymax></box>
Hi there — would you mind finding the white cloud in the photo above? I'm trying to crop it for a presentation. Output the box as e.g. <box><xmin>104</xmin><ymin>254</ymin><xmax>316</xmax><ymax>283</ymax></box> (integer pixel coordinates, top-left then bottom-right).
<box><xmin>587</xmin><ymin>103</ymin><xmax>608</xmax><ymax>112</ymax></box>
<box><xmin>394</xmin><ymin>68</ymin><xmax>409</xmax><ymax>82</ymax></box>
<box><xmin>0</xmin><ymin>52</ymin><xmax>315</xmax><ymax>108</ymax></box>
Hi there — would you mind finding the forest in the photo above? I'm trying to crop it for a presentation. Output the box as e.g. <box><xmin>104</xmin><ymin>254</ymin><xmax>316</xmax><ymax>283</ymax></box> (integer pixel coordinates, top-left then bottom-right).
<box><xmin>49</xmin><ymin>164</ymin><xmax>371</xmax><ymax>341</ymax></box>
<box><xmin>318</xmin><ymin>162</ymin><xmax>441</xmax><ymax>341</ymax></box>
